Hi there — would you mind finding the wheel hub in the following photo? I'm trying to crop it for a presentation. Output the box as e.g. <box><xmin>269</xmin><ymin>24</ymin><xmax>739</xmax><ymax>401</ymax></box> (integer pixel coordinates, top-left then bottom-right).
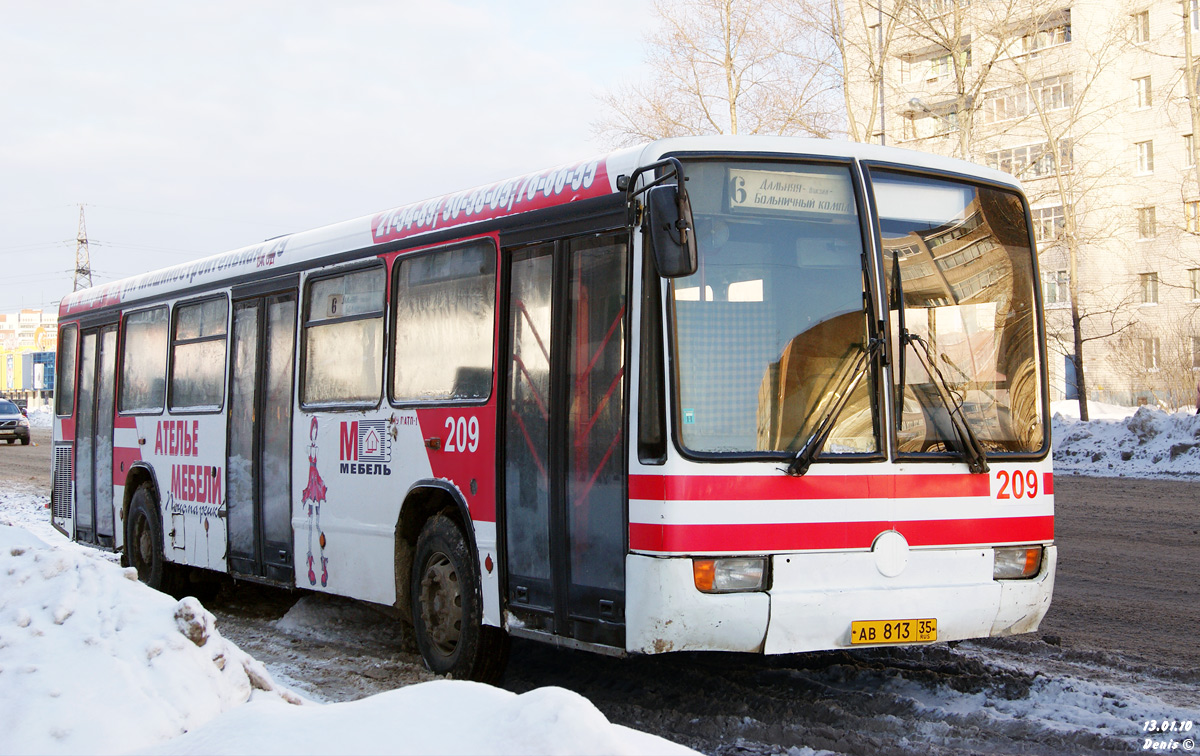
<box><xmin>419</xmin><ymin>551</ymin><xmax>462</xmax><ymax>656</ymax></box>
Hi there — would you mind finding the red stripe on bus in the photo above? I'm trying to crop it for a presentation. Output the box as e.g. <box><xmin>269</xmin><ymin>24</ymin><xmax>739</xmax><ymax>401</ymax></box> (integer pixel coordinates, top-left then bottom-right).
<box><xmin>628</xmin><ymin>515</ymin><xmax>1053</xmax><ymax>553</ymax></box>
<box><xmin>114</xmin><ymin>415</ymin><xmax>137</xmax><ymax>430</ymax></box>
<box><xmin>1043</xmin><ymin>472</ymin><xmax>1054</xmax><ymax>495</ymax></box>
<box><xmin>112</xmin><ymin>446</ymin><xmax>142</xmax><ymax>486</ymax></box>
<box><xmin>628</xmin><ymin>472</ymin><xmax>990</xmax><ymax>501</ymax></box>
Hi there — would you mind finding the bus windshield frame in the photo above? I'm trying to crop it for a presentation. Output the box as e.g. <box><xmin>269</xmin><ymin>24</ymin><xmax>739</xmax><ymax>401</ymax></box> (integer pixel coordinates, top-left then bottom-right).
<box><xmin>867</xmin><ymin>164</ymin><xmax>1049</xmax><ymax>461</ymax></box>
<box><xmin>663</xmin><ymin>156</ymin><xmax>1049</xmax><ymax>463</ymax></box>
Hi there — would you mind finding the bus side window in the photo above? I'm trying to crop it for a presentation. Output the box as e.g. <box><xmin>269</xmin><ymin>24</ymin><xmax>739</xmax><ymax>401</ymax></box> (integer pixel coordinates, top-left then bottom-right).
<box><xmin>56</xmin><ymin>325</ymin><xmax>79</xmax><ymax>416</ymax></box>
<box><xmin>391</xmin><ymin>240</ymin><xmax>497</xmax><ymax>403</ymax></box>
<box><xmin>120</xmin><ymin>307</ymin><xmax>170</xmax><ymax>414</ymax></box>
<box><xmin>301</xmin><ymin>266</ymin><xmax>386</xmax><ymax>406</ymax></box>
<box><xmin>169</xmin><ymin>297</ymin><xmax>228</xmax><ymax>411</ymax></box>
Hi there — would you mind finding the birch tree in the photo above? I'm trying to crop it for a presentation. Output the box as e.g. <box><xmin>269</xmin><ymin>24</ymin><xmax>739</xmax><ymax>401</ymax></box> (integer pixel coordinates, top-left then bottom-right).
<box><xmin>594</xmin><ymin>0</ymin><xmax>841</xmax><ymax>146</ymax></box>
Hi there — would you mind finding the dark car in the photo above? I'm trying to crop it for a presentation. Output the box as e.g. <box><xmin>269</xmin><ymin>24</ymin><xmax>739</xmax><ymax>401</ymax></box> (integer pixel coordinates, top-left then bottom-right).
<box><xmin>0</xmin><ymin>399</ymin><xmax>31</xmax><ymax>445</ymax></box>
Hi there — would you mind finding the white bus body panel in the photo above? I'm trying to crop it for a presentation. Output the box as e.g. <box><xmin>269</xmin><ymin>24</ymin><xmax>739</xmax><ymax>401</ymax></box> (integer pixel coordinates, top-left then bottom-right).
<box><xmin>763</xmin><ymin>545</ymin><xmax>1055</xmax><ymax>653</ymax></box>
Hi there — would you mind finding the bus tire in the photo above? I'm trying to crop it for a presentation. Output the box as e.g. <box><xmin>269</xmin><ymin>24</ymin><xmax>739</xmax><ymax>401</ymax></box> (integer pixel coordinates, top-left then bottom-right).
<box><xmin>411</xmin><ymin>515</ymin><xmax>509</xmax><ymax>684</ymax></box>
<box><xmin>126</xmin><ymin>484</ymin><xmax>182</xmax><ymax>596</ymax></box>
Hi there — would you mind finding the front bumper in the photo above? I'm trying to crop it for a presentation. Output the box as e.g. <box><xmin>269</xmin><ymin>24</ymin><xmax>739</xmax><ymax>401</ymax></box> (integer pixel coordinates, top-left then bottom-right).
<box><xmin>626</xmin><ymin>546</ymin><xmax>1056</xmax><ymax>655</ymax></box>
<box><xmin>0</xmin><ymin>426</ymin><xmax>30</xmax><ymax>442</ymax></box>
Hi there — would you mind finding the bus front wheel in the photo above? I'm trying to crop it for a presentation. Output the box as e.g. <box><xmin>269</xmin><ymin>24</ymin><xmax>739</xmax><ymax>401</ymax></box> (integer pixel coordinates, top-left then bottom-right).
<box><xmin>411</xmin><ymin>515</ymin><xmax>508</xmax><ymax>683</ymax></box>
<box><xmin>126</xmin><ymin>485</ymin><xmax>182</xmax><ymax>595</ymax></box>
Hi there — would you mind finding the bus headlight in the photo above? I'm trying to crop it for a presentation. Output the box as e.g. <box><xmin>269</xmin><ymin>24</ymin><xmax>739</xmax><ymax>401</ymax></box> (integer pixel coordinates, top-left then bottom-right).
<box><xmin>693</xmin><ymin>557</ymin><xmax>766</xmax><ymax>593</ymax></box>
<box><xmin>993</xmin><ymin>546</ymin><xmax>1043</xmax><ymax>580</ymax></box>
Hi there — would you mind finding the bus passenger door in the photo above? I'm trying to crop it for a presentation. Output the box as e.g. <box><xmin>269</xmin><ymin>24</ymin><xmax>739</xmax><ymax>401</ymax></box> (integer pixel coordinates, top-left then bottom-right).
<box><xmin>74</xmin><ymin>324</ymin><xmax>118</xmax><ymax>547</ymax></box>
<box><xmin>503</xmin><ymin>232</ymin><xmax>629</xmax><ymax>647</ymax></box>
<box><xmin>227</xmin><ymin>290</ymin><xmax>297</xmax><ymax>582</ymax></box>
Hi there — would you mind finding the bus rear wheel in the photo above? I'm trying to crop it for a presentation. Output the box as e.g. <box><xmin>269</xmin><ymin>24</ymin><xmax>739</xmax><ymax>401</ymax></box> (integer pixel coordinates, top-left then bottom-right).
<box><xmin>411</xmin><ymin>515</ymin><xmax>508</xmax><ymax>684</ymax></box>
<box><xmin>126</xmin><ymin>484</ymin><xmax>182</xmax><ymax>596</ymax></box>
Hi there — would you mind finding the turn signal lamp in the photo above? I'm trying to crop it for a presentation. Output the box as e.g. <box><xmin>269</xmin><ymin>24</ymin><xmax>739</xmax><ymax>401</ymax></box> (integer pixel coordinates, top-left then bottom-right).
<box><xmin>993</xmin><ymin>546</ymin><xmax>1043</xmax><ymax>580</ymax></box>
<box><xmin>693</xmin><ymin>557</ymin><xmax>766</xmax><ymax>593</ymax></box>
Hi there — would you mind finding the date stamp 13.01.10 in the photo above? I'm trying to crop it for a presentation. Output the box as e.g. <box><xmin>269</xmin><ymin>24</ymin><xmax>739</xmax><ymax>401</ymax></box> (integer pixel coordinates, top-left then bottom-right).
<box><xmin>1139</xmin><ymin>720</ymin><xmax>1195</xmax><ymax>752</ymax></box>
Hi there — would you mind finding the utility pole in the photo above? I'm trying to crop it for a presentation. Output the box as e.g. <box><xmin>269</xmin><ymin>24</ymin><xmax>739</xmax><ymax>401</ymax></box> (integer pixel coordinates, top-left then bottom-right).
<box><xmin>73</xmin><ymin>204</ymin><xmax>93</xmax><ymax>291</ymax></box>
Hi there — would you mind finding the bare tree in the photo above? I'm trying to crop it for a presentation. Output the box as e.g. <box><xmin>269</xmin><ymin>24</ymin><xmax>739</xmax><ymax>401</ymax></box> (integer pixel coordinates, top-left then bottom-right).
<box><xmin>1108</xmin><ymin>315</ymin><xmax>1200</xmax><ymax>409</ymax></box>
<box><xmin>594</xmin><ymin>0</ymin><xmax>841</xmax><ymax>147</ymax></box>
<box><xmin>798</xmin><ymin>0</ymin><xmax>907</xmax><ymax>144</ymax></box>
<box><xmin>998</xmin><ymin>8</ymin><xmax>1136</xmax><ymax>420</ymax></box>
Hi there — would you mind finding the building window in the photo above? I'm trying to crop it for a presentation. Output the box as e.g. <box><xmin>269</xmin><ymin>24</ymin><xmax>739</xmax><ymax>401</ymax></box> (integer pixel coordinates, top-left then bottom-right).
<box><xmin>1187</xmin><ymin>201</ymin><xmax>1200</xmax><ymax>232</ymax></box>
<box><xmin>983</xmin><ymin>75</ymin><xmax>1073</xmax><ymax>123</ymax></box>
<box><xmin>1031</xmin><ymin>205</ymin><xmax>1066</xmax><ymax>241</ymax></box>
<box><xmin>1136</xmin><ymin>140</ymin><xmax>1155</xmax><ymax>173</ymax></box>
<box><xmin>985</xmin><ymin>139</ymin><xmax>1073</xmax><ymax>179</ymax></box>
<box><xmin>1143</xmin><ymin>336</ymin><xmax>1161</xmax><ymax>369</ymax></box>
<box><xmin>1187</xmin><ymin>135</ymin><xmax>1195</xmax><ymax>167</ymax></box>
<box><xmin>936</xmin><ymin>108</ymin><xmax>960</xmax><ymax>134</ymax></box>
<box><xmin>1043</xmin><ymin>269</ymin><xmax>1070</xmax><ymax>305</ymax></box>
<box><xmin>902</xmin><ymin>114</ymin><xmax>917</xmax><ymax>140</ymax></box>
<box><xmin>1137</xmin><ymin>207</ymin><xmax>1157</xmax><ymax>239</ymax></box>
<box><xmin>1193</xmin><ymin>336</ymin><xmax>1200</xmax><ymax>369</ymax></box>
<box><xmin>929</xmin><ymin>53</ymin><xmax>952</xmax><ymax>79</ymax></box>
<box><xmin>1141</xmin><ymin>272</ymin><xmax>1159</xmax><ymax>303</ymax></box>
<box><xmin>1134</xmin><ymin>76</ymin><xmax>1153</xmax><ymax>108</ymax></box>
<box><xmin>1190</xmin><ymin>268</ymin><xmax>1200</xmax><ymax>299</ymax></box>
<box><xmin>1188</xmin><ymin>0</ymin><xmax>1199</xmax><ymax>32</ymax></box>
<box><xmin>1133</xmin><ymin>10</ymin><xmax>1150</xmax><ymax>43</ymax></box>
<box><xmin>1022</xmin><ymin>16</ymin><xmax>1072</xmax><ymax>52</ymax></box>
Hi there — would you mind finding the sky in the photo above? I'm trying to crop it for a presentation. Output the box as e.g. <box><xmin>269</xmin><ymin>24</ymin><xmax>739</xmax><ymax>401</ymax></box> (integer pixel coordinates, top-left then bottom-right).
<box><xmin>0</xmin><ymin>1</ymin><xmax>655</xmax><ymax>313</ymax></box>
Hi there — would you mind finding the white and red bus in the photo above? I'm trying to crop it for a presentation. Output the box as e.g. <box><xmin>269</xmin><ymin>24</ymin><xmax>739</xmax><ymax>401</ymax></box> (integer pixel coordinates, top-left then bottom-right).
<box><xmin>51</xmin><ymin>136</ymin><xmax>1054</xmax><ymax>681</ymax></box>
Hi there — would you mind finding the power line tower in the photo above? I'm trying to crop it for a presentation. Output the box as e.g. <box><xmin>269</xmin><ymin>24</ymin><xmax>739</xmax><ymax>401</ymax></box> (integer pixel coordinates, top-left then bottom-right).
<box><xmin>73</xmin><ymin>204</ymin><xmax>93</xmax><ymax>291</ymax></box>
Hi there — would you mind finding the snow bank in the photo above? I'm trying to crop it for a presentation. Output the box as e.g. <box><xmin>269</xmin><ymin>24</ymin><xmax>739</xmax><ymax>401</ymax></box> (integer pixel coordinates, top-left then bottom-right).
<box><xmin>0</xmin><ymin>525</ymin><xmax>299</xmax><ymax>756</ymax></box>
<box><xmin>26</xmin><ymin>406</ymin><xmax>53</xmax><ymax>429</ymax></box>
<box><xmin>0</xmin><ymin>523</ymin><xmax>695</xmax><ymax>756</ymax></box>
<box><xmin>1051</xmin><ymin>405</ymin><xmax>1200</xmax><ymax>478</ymax></box>
<box><xmin>140</xmin><ymin>680</ymin><xmax>694</xmax><ymax>756</ymax></box>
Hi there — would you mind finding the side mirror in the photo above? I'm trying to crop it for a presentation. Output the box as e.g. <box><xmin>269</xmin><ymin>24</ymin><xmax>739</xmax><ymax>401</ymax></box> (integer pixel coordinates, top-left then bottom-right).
<box><xmin>645</xmin><ymin>184</ymin><xmax>697</xmax><ymax>278</ymax></box>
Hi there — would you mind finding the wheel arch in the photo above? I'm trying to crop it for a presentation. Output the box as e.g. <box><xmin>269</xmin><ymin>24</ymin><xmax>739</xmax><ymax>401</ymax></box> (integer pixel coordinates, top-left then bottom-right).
<box><xmin>121</xmin><ymin>463</ymin><xmax>163</xmax><ymax>548</ymax></box>
<box><xmin>393</xmin><ymin>480</ymin><xmax>477</xmax><ymax>625</ymax></box>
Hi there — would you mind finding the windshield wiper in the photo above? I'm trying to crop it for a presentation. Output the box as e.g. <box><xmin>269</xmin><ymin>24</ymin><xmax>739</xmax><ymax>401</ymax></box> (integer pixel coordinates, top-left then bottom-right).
<box><xmin>784</xmin><ymin>337</ymin><xmax>883</xmax><ymax>477</ymax></box>
<box><xmin>903</xmin><ymin>331</ymin><xmax>990</xmax><ymax>474</ymax></box>
<box><xmin>890</xmin><ymin>251</ymin><xmax>988</xmax><ymax>475</ymax></box>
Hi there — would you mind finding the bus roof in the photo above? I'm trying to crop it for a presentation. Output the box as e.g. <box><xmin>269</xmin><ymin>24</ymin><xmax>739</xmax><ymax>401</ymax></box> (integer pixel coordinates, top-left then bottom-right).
<box><xmin>59</xmin><ymin>136</ymin><xmax>1020</xmax><ymax>319</ymax></box>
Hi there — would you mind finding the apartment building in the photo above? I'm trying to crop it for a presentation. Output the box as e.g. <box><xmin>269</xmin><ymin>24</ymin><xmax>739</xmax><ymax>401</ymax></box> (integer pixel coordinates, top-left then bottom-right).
<box><xmin>841</xmin><ymin>0</ymin><xmax>1200</xmax><ymax>407</ymax></box>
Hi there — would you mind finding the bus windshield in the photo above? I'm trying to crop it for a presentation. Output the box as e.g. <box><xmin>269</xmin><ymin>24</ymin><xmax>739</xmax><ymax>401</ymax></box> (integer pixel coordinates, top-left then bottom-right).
<box><xmin>874</xmin><ymin>170</ymin><xmax>1045</xmax><ymax>455</ymax></box>
<box><xmin>670</xmin><ymin>160</ymin><xmax>877</xmax><ymax>455</ymax></box>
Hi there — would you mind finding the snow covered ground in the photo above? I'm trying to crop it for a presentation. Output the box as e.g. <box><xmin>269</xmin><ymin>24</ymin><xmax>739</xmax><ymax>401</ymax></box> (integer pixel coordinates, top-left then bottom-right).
<box><xmin>0</xmin><ymin>504</ymin><xmax>692</xmax><ymax>755</ymax></box>
<box><xmin>1050</xmin><ymin>400</ymin><xmax>1200</xmax><ymax>478</ymax></box>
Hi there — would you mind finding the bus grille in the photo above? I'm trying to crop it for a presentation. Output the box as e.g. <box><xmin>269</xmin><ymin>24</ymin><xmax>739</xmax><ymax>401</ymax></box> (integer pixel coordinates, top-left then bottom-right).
<box><xmin>52</xmin><ymin>445</ymin><xmax>73</xmax><ymax>520</ymax></box>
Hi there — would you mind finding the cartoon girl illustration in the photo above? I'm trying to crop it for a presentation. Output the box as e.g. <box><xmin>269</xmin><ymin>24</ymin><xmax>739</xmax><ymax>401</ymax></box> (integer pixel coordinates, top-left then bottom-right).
<box><xmin>301</xmin><ymin>416</ymin><xmax>329</xmax><ymax>586</ymax></box>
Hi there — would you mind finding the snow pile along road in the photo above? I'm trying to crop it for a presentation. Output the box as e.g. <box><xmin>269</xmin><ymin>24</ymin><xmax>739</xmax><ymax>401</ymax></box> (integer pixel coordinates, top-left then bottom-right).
<box><xmin>0</xmin><ymin>523</ymin><xmax>696</xmax><ymax>755</ymax></box>
<box><xmin>1051</xmin><ymin>401</ymin><xmax>1200</xmax><ymax>478</ymax></box>
<box><xmin>142</xmin><ymin>680</ymin><xmax>695</xmax><ymax>756</ymax></box>
<box><xmin>0</xmin><ymin>525</ymin><xmax>300</xmax><ymax>755</ymax></box>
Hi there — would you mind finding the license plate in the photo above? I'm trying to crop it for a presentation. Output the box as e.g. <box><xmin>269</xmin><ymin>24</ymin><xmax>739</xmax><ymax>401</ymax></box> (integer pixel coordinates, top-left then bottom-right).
<box><xmin>850</xmin><ymin>618</ymin><xmax>937</xmax><ymax>645</ymax></box>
